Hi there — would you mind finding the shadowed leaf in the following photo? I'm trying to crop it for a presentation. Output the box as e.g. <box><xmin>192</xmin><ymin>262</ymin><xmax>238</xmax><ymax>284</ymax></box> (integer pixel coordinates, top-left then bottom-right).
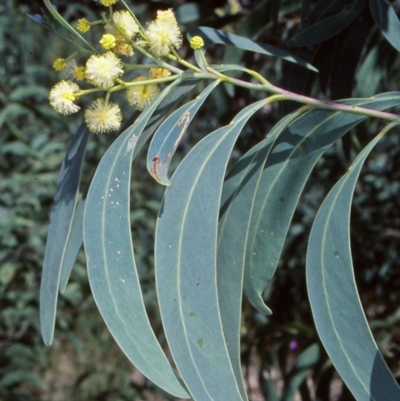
<box><xmin>370</xmin><ymin>0</ymin><xmax>400</xmax><ymax>52</ymax></box>
<box><xmin>244</xmin><ymin>93</ymin><xmax>400</xmax><ymax>314</ymax></box>
<box><xmin>288</xmin><ymin>0</ymin><xmax>366</xmax><ymax>47</ymax></box>
<box><xmin>306</xmin><ymin>122</ymin><xmax>400</xmax><ymax>400</ymax></box>
<box><xmin>40</xmin><ymin>124</ymin><xmax>89</xmax><ymax>345</ymax></box>
<box><xmin>188</xmin><ymin>26</ymin><xmax>317</xmax><ymax>72</ymax></box>
<box><xmin>59</xmin><ymin>193</ymin><xmax>86</xmax><ymax>293</ymax></box>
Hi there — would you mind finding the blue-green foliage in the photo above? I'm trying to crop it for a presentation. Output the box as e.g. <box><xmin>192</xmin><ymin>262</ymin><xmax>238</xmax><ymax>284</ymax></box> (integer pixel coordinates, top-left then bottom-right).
<box><xmin>5</xmin><ymin>0</ymin><xmax>400</xmax><ymax>400</ymax></box>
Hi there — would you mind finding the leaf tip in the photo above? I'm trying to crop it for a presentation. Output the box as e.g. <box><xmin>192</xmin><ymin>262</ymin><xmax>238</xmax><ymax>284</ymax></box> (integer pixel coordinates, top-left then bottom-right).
<box><xmin>249</xmin><ymin>294</ymin><xmax>273</xmax><ymax>316</ymax></box>
<box><xmin>149</xmin><ymin>155</ymin><xmax>171</xmax><ymax>186</ymax></box>
<box><xmin>41</xmin><ymin>327</ymin><xmax>54</xmax><ymax>347</ymax></box>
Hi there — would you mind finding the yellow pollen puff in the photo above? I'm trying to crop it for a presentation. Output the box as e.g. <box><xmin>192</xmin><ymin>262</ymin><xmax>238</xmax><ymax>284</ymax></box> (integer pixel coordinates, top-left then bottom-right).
<box><xmin>113</xmin><ymin>10</ymin><xmax>139</xmax><ymax>38</ymax></box>
<box><xmin>62</xmin><ymin>59</ymin><xmax>86</xmax><ymax>81</ymax></box>
<box><xmin>126</xmin><ymin>75</ymin><xmax>160</xmax><ymax>111</ymax></box>
<box><xmin>146</xmin><ymin>16</ymin><xmax>182</xmax><ymax>56</ymax></box>
<box><xmin>53</xmin><ymin>58</ymin><xmax>67</xmax><ymax>71</ymax></box>
<box><xmin>49</xmin><ymin>80</ymin><xmax>81</xmax><ymax>115</ymax></box>
<box><xmin>149</xmin><ymin>68</ymin><xmax>171</xmax><ymax>79</ymax></box>
<box><xmin>77</xmin><ymin>18</ymin><xmax>91</xmax><ymax>33</ymax></box>
<box><xmin>97</xmin><ymin>0</ymin><xmax>118</xmax><ymax>6</ymax></box>
<box><xmin>85</xmin><ymin>51</ymin><xmax>124</xmax><ymax>88</ymax></box>
<box><xmin>100</xmin><ymin>33</ymin><xmax>116</xmax><ymax>50</ymax></box>
<box><xmin>190</xmin><ymin>36</ymin><xmax>204</xmax><ymax>50</ymax></box>
<box><xmin>156</xmin><ymin>9</ymin><xmax>178</xmax><ymax>26</ymax></box>
<box><xmin>62</xmin><ymin>92</ymin><xmax>76</xmax><ymax>102</ymax></box>
<box><xmin>114</xmin><ymin>43</ymin><xmax>134</xmax><ymax>57</ymax></box>
<box><xmin>84</xmin><ymin>98</ymin><xmax>122</xmax><ymax>134</ymax></box>
<box><xmin>74</xmin><ymin>66</ymin><xmax>86</xmax><ymax>80</ymax></box>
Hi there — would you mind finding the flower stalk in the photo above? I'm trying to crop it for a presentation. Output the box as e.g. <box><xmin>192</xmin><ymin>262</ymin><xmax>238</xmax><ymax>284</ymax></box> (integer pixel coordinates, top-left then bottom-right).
<box><xmin>45</xmin><ymin>0</ymin><xmax>400</xmax><ymax>135</ymax></box>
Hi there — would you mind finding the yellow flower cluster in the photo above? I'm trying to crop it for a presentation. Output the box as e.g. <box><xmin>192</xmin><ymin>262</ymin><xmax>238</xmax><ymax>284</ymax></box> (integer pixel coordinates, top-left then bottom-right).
<box><xmin>85</xmin><ymin>51</ymin><xmax>123</xmax><ymax>88</ymax></box>
<box><xmin>85</xmin><ymin>98</ymin><xmax>122</xmax><ymax>134</ymax></box>
<box><xmin>146</xmin><ymin>9</ymin><xmax>182</xmax><ymax>56</ymax></box>
<box><xmin>49</xmin><ymin>81</ymin><xmax>80</xmax><ymax>115</ymax></box>
<box><xmin>190</xmin><ymin>36</ymin><xmax>204</xmax><ymax>50</ymax></box>
<box><xmin>96</xmin><ymin>0</ymin><xmax>118</xmax><ymax>6</ymax></box>
<box><xmin>100</xmin><ymin>34</ymin><xmax>116</xmax><ymax>50</ymax></box>
<box><xmin>53</xmin><ymin>58</ymin><xmax>66</xmax><ymax>71</ymax></box>
<box><xmin>50</xmin><ymin>51</ymin><xmax>125</xmax><ymax>133</ymax></box>
<box><xmin>77</xmin><ymin>18</ymin><xmax>91</xmax><ymax>33</ymax></box>
<box><xmin>126</xmin><ymin>76</ymin><xmax>160</xmax><ymax>111</ymax></box>
<box><xmin>49</xmin><ymin>5</ymin><xmax>189</xmax><ymax>134</ymax></box>
<box><xmin>63</xmin><ymin>60</ymin><xmax>86</xmax><ymax>81</ymax></box>
<box><xmin>104</xmin><ymin>10</ymin><xmax>139</xmax><ymax>56</ymax></box>
<box><xmin>149</xmin><ymin>68</ymin><xmax>171</xmax><ymax>79</ymax></box>
<box><xmin>113</xmin><ymin>10</ymin><xmax>139</xmax><ymax>38</ymax></box>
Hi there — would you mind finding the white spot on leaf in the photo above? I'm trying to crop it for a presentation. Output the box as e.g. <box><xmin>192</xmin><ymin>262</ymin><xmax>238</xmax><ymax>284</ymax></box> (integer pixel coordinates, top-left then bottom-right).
<box><xmin>126</xmin><ymin>134</ymin><xmax>138</xmax><ymax>154</ymax></box>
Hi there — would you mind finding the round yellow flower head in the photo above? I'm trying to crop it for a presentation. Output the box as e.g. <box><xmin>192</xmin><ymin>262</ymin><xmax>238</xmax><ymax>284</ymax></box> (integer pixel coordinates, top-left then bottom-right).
<box><xmin>85</xmin><ymin>98</ymin><xmax>122</xmax><ymax>134</ymax></box>
<box><xmin>149</xmin><ymin>68</ymin><xmax>171</xmax><ymax>79</ymax></box>
<box><xmin>74</xmin><ymin>66</ymin><xmax>86</xmax><ymax>81</ymax></box>
<box><xmin>95</xmin><ymin>0</ymin><xmax>118</xmax><ymax>6</ymax></box>
<box><xmin>114</xmin><ymin>43</ymin><xmax>134</xmax><ymax>57</ymax></box>
<box><xmin>49</xmin><ymin>80</ymin><xmax>81</xmax><ymax>115</ymax></box>
<box><xmin>100</xmin><ymin>33</ymin><xmax>116</xmax><ymax>50</ymax></box>
<box><xmin>63</xmin><ymin>59</ymin><xmax>86</xmax><ymax>81</ymax></box>
<box><xmin>113</xmin><ymin>10</ymin><xmax>139</xmax><ymax>38</ymax></box>
<box><xmin>53</xmin><ymin>58</ymin><xmax>67</xmax><ymax>71</ymax></box>
<box><xmin>77</xmin><ymin>18</ymin><xmax>91</xmax><ymax>33</ymax></box>
<box><xmin>146</xmin><ymin>12</ymin><xmax>182</xmax><ymax>57</ymax></box>
<box><xmin>85</xmin><ymin>51</ymin><xmax>123</xmax><ymax>88</ymax></box>
<box><xmin>126</xmin><ymin>76</ymin><xmax>160</xmax><ymax>111</ymax></box>
<box><xmin>190</xmin><ymin>36</ymin><xmax>204</xmax><ymax>50</ymax></box>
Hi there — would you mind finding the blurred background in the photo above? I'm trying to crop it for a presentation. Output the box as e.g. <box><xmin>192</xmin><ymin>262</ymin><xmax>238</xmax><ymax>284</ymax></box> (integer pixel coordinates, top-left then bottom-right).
<box><xmin>1</xmin><ymin>0</ymin><xmax>399</xmax><ymax>400</ymax></box>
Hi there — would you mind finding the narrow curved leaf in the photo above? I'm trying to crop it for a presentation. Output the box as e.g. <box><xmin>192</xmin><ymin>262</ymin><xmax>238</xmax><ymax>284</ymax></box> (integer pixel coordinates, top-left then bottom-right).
<box><xmin>288</xmin><ymin>0</ymin><xmax>366</xmax><ymax>47</ymax></box>
<box><xmin>40</xmin><ymin>124</ymin><xmax>89</xmax><ymax>346</ymax></box>
<box><xmin>328</xmin><ymin>4</ymin><xmax>374</xmax><ymax>100</ymax></box>
<box><xmin>155</xmin><ymin>99</ymin><xmax>268</xmax><ymax>401</ymax></box>
<box><xmin>188</xmin><ymin>26</ymin><xmax>318</xmax><ymax>72</ymax></box>
<box><xmin>147</xmin><ymin>80</ymin><xmax>220</xmax><ymax>185</ymax></box>
<box><xmin>217</xmin><ymin>141</ymin><xmax>272</xmax><ymax>399</ymax></box>
<box><xmin>59</xmin><ymin>193</ymin><xmax>86</xmax><ymax>293</ymax></box>
<box><xmin>370</xmin><ymin>0</ymin><xmax>400</xmax><ymax>53</ymax></box>
<box><xmin>244</xmin><ymin>93</ymin><xmax>400</xmax><ymax>315</ymax></box>
<box><xmin>83</xmin><ymin>80</ymin><xmax>200</xmax><ymax>399</ymax></box>
<box><xmin>193</xmin><ymin>48</ymin><xmax>208</xmax><ymax>70</ymax></box>
<box><xmin>306</xmin><ymin>123</ymin><xmax>400</xmax><ymax>401</ymax></box>
<box><xmin>217</xmin><ymin>111</ymin><xmax>305</xmax><ymax>386</ymax></box>
<box><xmin>355</xmin><ymin>46</ymin><xmax>383</xmax><ymax>97</ymax></box>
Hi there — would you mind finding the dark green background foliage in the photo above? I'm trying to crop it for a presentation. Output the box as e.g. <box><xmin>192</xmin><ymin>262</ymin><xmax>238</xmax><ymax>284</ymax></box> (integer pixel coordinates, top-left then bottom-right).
<box><xmin>1</xmin><ymin>0</ymin><xmax>399</xmax><ymax>400</ymax></box>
